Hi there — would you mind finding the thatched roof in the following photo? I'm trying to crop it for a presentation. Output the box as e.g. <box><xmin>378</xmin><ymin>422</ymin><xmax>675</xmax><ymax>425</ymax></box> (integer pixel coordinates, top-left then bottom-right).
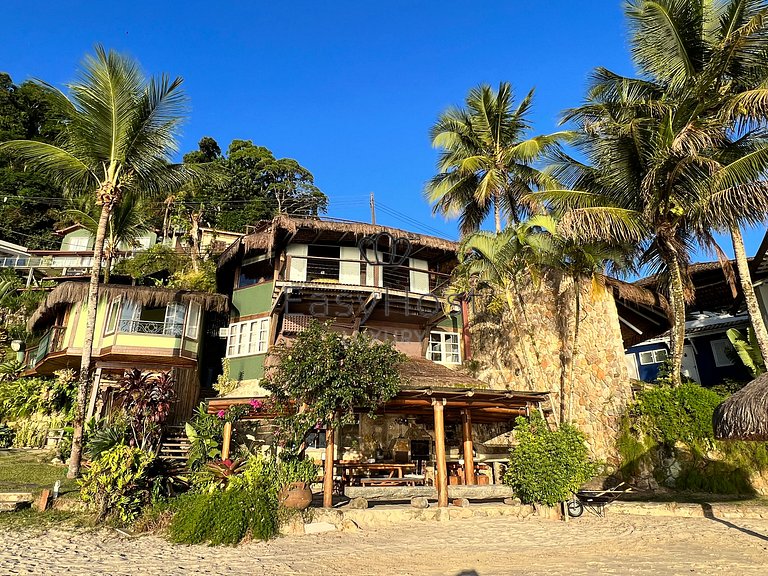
<box><xmin>605</xmin><ymin>277</ymin><xmax>669</xmax><ymax>311</ymax></box>
<box><xmin>28</xmin><ymin>282</ymin><xmax>228</xmax><ymax>332</ymax></box>
<box><xmin>399</xmin><ymin>357</ymin><xmax>491</xmax><ymax>389</ymax></box>
<box><xmin>713</xmin><ymin>373</ymin><xmax>768</xmax><ymax>441</ymax></box>
<box><xmin>219</xmin><ymin>215</ymin><xmax>459</xmax><ymax>267</ymax></box>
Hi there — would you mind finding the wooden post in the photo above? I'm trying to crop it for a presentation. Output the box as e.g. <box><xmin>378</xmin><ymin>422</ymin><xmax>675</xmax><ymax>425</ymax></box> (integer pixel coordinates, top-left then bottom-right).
<box><xmin>221</xmin><ymin>421</ymin><xmax>233</xmax><ymax>460</ymax></box>
<box><xmin>462</xmin><ymin>409</ymin><xmax>476</xmax><ymax>485</ymax></box>
<box><xmin>323</xmin><ymin>424</ymin><xmax>335</xmax><ymax>508</ymax></box>
<box><xmin>433</xmin><ymin>399</ymin><xmax>448</xmax><ymax>508</ymax></box>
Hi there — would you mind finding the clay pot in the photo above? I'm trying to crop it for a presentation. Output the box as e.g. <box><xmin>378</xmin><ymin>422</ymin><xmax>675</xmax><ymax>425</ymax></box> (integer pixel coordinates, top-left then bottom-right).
<box><xmin>278</xmin><ymin>481</ymin><xmax>313</xmax><ymax>510</ymax></box>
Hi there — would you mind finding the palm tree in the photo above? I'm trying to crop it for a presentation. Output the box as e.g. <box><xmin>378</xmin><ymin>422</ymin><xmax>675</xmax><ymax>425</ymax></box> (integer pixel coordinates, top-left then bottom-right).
<box><xmin>623</xmin><ymin>0</ymin><xmax>768</xmax><ymax>363</ymax></box>
<box><xmin>0</xmin><ymin>46</ymin><xmax>188</xmax><ymax>477</ymax></box>
<box><xmin>67</xmin><ymin>191</ymin><xmax>151</xmax><ymax>282</ymax></box>
<box><xmin>541</xmin><ymin>0</ymin><xmax>768</xmax><ymax>385</ymax></box>
<box><xmin>426</xmin><ymin>82</ymin><xmax>568</xmax><ymax>234</ymax></box>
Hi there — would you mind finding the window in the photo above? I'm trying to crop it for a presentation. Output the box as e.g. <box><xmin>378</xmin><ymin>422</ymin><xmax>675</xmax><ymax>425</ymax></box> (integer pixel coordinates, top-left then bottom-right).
<box><xmin>638</xmin><ymin>348</ymin><xmax>668</xmax><ymax>365</ymax></box>
<box><xmin>164</xmin><ymin>303</ymin><xmax>186</xmax><ymax>336</ymax></box>
<box><xmin>711</xmin><ymin>339</ymin><xmax>735</xmax><ymax>367</ymax></box>
<box><xmin>66</xmin><ymin>236</ymin><xmax>89</xmax><ymax>252</ymax></box>
<box><xmin>185</xmin><ymin>302</ymin><xmax>202</xmax><ymax>340</ymax></box>
<box><xmin>226</xmin><ymin>318</ymin><xmax>270</xmax><ymax>357</ymax></box>
<box><xmin>104</xmin><ymin>298</ymin><xmax>121</xmax><ymax>335</ymax></box>
<box><xmin>428</xmin><ymin>331</ymin><xmax>461</xmax><ymax>364</ymax></box>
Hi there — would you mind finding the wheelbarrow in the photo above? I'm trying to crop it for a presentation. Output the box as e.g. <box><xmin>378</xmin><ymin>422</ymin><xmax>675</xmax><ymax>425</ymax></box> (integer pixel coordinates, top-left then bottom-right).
<box><xmin>567</xmin><ymin>481</ymin><xmax>633</xmax><ymax>517</ymax></box>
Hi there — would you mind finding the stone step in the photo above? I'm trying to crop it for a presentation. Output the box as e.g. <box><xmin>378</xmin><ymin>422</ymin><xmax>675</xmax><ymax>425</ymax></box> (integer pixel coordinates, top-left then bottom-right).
<box><xmin>0</xmin><ymin>492</ymin><xmax>34</xmax><ymax>503</ymax></box>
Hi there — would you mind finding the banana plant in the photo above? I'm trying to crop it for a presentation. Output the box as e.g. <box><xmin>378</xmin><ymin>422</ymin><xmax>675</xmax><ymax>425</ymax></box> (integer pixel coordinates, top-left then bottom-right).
<box><xmin>726</xmin><ymin>328</ymin><xmax>765</xmax><ymax>378</ymax></box>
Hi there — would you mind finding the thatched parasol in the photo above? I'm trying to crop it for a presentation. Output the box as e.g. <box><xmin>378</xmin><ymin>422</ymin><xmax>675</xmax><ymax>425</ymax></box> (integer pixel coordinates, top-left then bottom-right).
<box><xmin>713</xmin><ymin>372</ymin><xmax>768</xmax><ymax>440</ymax></box>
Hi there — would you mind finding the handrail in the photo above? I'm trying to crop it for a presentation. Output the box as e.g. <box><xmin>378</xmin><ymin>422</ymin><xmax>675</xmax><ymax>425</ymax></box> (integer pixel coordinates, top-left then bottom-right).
<box><xmin>118</xmin><ymin>319</ymin><xmax>183</xmax><ymax>337</ymax></box>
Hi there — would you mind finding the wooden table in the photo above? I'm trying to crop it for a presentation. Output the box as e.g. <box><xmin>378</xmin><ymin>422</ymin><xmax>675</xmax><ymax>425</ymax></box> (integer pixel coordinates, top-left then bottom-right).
<box><xmin>335</xmin><ymin>461</ymin><xmax>417</xmax><ymax>486</ymax></box>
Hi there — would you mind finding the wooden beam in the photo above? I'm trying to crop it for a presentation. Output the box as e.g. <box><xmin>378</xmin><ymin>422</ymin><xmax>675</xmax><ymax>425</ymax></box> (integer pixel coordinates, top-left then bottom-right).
<box><xmin>462</xmin><ymin>409</ymin><xmax>476</xmax><ymax>485</ymax></box>
<box><xmin>221</xmin><ymin>421</ymin><xmax>233</xmax><ymax>460</ymax></box>
<box><xmin>323</xmin><ymin>425</ymin><xmax>335</xmax><ymax>508</ymax></box>
<box><xmin>433</xmin><ymin>399</ymin><xmax>449</xmax><ymax>508</ymax></box>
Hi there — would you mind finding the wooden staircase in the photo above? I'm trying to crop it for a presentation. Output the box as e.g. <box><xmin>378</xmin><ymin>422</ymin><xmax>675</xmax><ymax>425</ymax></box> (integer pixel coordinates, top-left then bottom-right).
<box><xmin>159</xmin><ymin>426</ymin><xmax>191</xmax><ymax>464</ymax></box>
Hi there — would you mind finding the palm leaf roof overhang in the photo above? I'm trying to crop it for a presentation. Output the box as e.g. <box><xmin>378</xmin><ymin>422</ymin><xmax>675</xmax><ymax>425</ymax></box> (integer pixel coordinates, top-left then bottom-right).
<box><xmin>713</xmin><ymin>372</ymin><xmax>768</xmax><ymax>441</ymax></box>
<box><xmin>206</xmin><ymin>357</ymin><xmax>549</xmax><ymax>423</ymax></box>
<box><xmin>28</xmin><ymin>281</ymin><xmax>229</xmax><ymax>332</ymax></box>
<box><xmin>217</xmin><ymin>215</ymin><xmax>460</xmax><ymax>270</ymax></box>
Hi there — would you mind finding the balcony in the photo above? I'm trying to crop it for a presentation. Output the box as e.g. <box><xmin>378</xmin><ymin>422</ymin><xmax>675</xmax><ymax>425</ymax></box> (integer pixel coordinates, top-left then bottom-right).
<box><xmin>24</xmin><ymin>326</ymin><xmax>66</xmax><ymax>369</ymax></box>
<box><xmin>117</xmin><ymin>319</ymin><xmax>183</xmax><ymax>337</ymax></box>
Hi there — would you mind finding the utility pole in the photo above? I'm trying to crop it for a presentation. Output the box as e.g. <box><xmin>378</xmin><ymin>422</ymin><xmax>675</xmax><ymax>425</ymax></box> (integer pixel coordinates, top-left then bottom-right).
<box><xmin>370</xmin><ymin>191</ymin><xmax>376</xmax><ymax>225</ymax></box>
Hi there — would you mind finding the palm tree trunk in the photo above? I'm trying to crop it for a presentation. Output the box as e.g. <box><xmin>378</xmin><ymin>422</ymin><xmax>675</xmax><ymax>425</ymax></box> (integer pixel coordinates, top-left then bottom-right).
<box><xmin>67</xmin><ymin>202</ymin><xmax>110</xmax><ymax>478</ymax></box>
<box><xmin>666</xmin><ymin>255</ymin><xmax>686</xmax><ymax>387</ymax></box>
<box><xmin>103</xmin><ymin>254</ymin><xmax>112</xmax><ymax>284</ymax></box>
<box><xmin>494</xmin><ymin>202</ymin><xmax>502</xmax><ymax>233</ymax></box>
<box><xmin>731</xmin><ymin>225</ymin><xmax>768</xmax><ymax>361</ymax></box>
<box><xmin>568</xmin><ymin>281</ymin><xmax>581</xmax><ymax>423</ymax></box>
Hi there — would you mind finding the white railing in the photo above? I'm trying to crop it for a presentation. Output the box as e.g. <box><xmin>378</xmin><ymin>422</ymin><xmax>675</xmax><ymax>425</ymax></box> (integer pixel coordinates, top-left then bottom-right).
<box><xmin>118</xmin><ymin>319</ymin><xmax>183</xmax><ymax>337</ymax></box>
<box><xmin>0</xmin><ymin>255</ymin><xmax>94</xmax><ymax>270</ymax></box>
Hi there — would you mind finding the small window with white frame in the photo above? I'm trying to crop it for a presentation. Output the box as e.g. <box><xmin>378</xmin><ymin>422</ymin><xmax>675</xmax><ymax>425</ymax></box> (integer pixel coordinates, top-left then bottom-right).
<box><xmin>428</xmin><ymin>331</ymin><xmax>461</xmax><ymax>364</ymax></box>
<box><xmin>710</xmin><ymin>339</ymin><xmax>735</xmax><ymax>367</ymax></box>
<box><xmin>226</xmin><ymin>317</ymin><xmax>270</xmax><ymax>357</ymax></box>
<box><xmin>638</xmin><ymin>348</ymin><xmax>668</xmax><ymax>365</ymax></box>
<box><xmin>185</xmin><ymin>302</ymin><xmax>202</xmax><ymax>340</ymax></box>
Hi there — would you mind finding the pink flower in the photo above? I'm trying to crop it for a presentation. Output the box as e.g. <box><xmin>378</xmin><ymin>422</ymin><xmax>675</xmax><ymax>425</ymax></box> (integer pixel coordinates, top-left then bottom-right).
<box><xmin>249</xmin><ymin>399</ymin><xmax>263</xmax><ymax>410</ymax></box>
<box><xmin>217</xmin><ymin>410</ymin><xmax>226</xmax><ymax>419</ymax></box>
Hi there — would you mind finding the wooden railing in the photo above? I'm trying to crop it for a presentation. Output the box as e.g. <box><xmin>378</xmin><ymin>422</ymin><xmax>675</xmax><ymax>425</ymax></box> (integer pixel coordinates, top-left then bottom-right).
<box><xmin>24</xmin><ymin>326</ymin><xmax>66</xmax><ymax>369</ymax></box>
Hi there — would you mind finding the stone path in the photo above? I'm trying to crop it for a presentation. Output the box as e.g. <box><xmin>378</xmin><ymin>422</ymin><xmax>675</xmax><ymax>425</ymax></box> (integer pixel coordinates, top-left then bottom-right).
<box><xmin>1</xmin><ymin>513</ymin><xmax>767</xmax><ymax>575</ymax></box>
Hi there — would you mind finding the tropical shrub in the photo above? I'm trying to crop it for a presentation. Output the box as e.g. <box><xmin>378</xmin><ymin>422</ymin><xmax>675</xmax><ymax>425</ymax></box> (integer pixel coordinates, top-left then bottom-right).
<box><xmin>618</xmin><ymin>382</ymin><xmax>768</xmax><ymax>494</ymax></box>
<box><xmin>234</xmin><ymin>452</ymin><xmax>318</xmax><ymax>503</ymax></box>
<box><xmin>185</xmin><ymin>403</ymin><xmax>224</xmax><ymax>470</ymax></box>
<box><xmin>11</xmin><ymin>412</ymin><xmax>69</xmax><ymax>448</ymax></box>
<box><xmin>168</xmin><ymin>488</ymin><xmax>277</xmax><ymax>545</ymax></box>
<box><xmin>113</xmin><ymin>369</ymin><xmax>176</xmax><ymax>451</ymax></box>
<box><xmin>79</xmin><ymin>445</ymin><xmax>155</xmax><ymax>523</ymax></box>
<box><xmin>264</xmin><ymin>320</ymin><xmax>403</xmax><ymax>451</ymax></box>
<box><xmin>85</xmin><ymin>416</ymin><xmax>129</xmax><ymax>460</ymax></box>
<box><xmin>504</xmin><ymin>411</ymin><xmax>596</xmax><ymax>506</ymax></box>
<box><xmin>0</xmin><ymin>369</ymin><xmax>77</xmax><ymax>421</ymax></box>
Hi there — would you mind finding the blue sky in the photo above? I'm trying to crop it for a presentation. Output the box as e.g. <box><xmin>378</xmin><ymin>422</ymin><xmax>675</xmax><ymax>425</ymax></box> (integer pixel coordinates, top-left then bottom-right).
<box><xmin>1</xmin><ymin>1</ymin><xmax>764</xmax><ymax>259</ymax></box>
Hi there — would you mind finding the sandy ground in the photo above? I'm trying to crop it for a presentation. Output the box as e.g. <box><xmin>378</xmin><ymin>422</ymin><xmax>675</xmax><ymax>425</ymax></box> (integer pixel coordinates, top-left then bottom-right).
<box><xmin>1</xmin><ymin>513</ymin><xmax>767</xmax><ymax>576</ymax></box>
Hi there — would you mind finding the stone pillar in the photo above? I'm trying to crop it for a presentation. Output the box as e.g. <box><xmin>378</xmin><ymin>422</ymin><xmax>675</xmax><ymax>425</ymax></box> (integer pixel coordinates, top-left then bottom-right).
<box><xmin>433</xmin><ymin>399</ymin><xmax>448</xmax><ymax>508</ymax></box>
<box><xmin>462</xmin><ymin>409</ymin><xmax>475</xmax><ymax>485</ymax></box>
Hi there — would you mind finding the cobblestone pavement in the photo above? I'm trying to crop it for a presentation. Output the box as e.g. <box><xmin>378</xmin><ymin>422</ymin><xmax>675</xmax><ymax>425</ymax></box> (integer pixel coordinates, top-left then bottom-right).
<box><xmin>1</xmin><ymin>513</ymin><xmax>767</xmax><ymax>575</ymax></box>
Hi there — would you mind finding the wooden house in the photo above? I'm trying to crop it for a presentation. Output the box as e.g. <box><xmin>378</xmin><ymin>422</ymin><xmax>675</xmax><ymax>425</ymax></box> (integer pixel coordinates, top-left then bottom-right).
<box><xmin>23</xmin><ymin>282</ymin><xmax>228</xmax><ymax>424</ymax></box>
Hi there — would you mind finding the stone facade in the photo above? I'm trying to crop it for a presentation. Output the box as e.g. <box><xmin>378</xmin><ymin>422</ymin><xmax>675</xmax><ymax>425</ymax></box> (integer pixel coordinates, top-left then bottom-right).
<box><xmin>468</xmin><ymin>273</ymin><xmax>633</xmax><ymax>463</ymax></box>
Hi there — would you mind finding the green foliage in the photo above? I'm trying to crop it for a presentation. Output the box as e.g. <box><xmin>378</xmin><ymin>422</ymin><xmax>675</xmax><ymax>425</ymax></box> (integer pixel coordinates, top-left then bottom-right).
<box><xmin>630</xmin><ymin>383</ymin><xmax>723</xmax><ymax>448</ymax></box>
<box><xmin>185</xmin><ymin>403</ymin><xmax>224</xmax><ymax>471</ymax></box>
<box><xmin>0</xmin><ymin>73</ymin><xmax>64</xmax><ymax>250</ymax></box>
<box><xmin>176</xmin><ymin>137</ymin><xmax>327</xmax><ymax>234</ymax></box>
<box><xmin>0</xmin><ymin>370</ymin><xmax>77</xmax><ymax>421</ymax></box>
<box><xmin>168</xmin><ymin>260</ymin><xmax>217</xmax><ymax>292</ymax></box>
<box><xmin>264</xmin><ymin>321</ymin><xmax>404</xmax><ymax>451</ymax></box>
<box><xmin>85</xmin><ymin>417</ymin><xmax>129</xmax><ymax>460</ymax></box>
<box><xmin>0</xmin><ymin>422</ymin><xmax>14</xmax><ymax>447</ymax></box>
<box><xmin>213</xmin><ymin>358</ymin><xmax>238</xmax><ymax>396</ymax></box>
<box><xmin>233</xmin><ymin>453</ymin><xmax>318</xmax><ymax>503</ymax></box>
<box><xmin>618</xmin><ymin>381</ymin><xmax>768</xmax><ymax>494</ymax></box>
<box><xmin>112</xmin><ymin>244</ymin><xmax>189</xmax><ymax>281</ymax></box>
<box><xmin>726</xmin><ymin>328</ymin><xmax>765</xmax><ymax>377</ymax></box>
<box><xmin>78</xmin><ymin>445</ymin><xmax>155</xmax><ymax>524</ymax></box>
<box><xmin>168</xmin><ymin>488</ymin><xmax>277</xmax><ymax>545</ymax></box>
<box><xmin>504</xmin><ymin>411</ymin><xmax>596</xmax><ymax>506</ymax></box>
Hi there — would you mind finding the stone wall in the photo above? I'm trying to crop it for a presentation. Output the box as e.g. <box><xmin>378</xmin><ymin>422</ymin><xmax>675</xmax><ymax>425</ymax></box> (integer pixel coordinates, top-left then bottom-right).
<box><xmin>468</xmin><ymin>273</ymin><xmax>632</xmax><ymax>463</ymax></box>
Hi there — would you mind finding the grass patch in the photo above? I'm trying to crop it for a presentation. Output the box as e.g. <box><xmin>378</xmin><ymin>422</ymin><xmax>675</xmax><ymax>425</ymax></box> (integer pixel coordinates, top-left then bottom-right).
<box><xmin>0</xmin><ymin>507</ymin><xmax>93</xmax><ymax>533</ymax></box>
<box><xmin>0</xmin><ymin>448</ymin><xmax>77</xmax><ymax>494</ymax></box>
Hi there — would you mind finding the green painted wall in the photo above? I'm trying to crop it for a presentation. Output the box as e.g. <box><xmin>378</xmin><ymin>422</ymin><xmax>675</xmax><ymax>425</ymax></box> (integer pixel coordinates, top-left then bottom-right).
<box><xmin>228</xmin><ymin>354</ymin><xmax>266</xmax><ymax>382</ymax></box>
<box><xmin>232</xmin><ymin>282</ymin><xmax>274</xmax><ymax>317</ymax></box>
<box><xmin>438</xmin><ymin>314</ymin><xmax>461</xmax><ymax>330</ymax></box>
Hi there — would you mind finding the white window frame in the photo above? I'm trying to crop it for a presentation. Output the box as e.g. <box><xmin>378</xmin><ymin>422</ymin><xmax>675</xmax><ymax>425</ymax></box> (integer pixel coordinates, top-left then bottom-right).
<box><xmin>226</xmin><ymin>317</ymin><xmax>270</xmax><ymax>358</ymax></box>
<box><xmin>427</xmin><ymin>331</ymin><xmax>461</xmax><ymax>364</ymax></box>
<box><xmin>185</xmin><ymin>302</ymin><xmax>202</xmax><ymax>340</ymax></box>
<box><xmin>710</xmin><ymin>339</ymin><xmax>735</xmax><ymax>368</ymax></box>
<box><xmin>104</xmin><ymin>297</ymin><xmax>122</xmax><ymax>336</ymax></box>
<box><xmin>67</xmin><ymin>235</ymin><xmax>89</xmax><ymax>252</ymax></box>
<box><xmin>638</xmin><ymin>348</ymin><xmax>668</xmax><ymax>365</ymax></box>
